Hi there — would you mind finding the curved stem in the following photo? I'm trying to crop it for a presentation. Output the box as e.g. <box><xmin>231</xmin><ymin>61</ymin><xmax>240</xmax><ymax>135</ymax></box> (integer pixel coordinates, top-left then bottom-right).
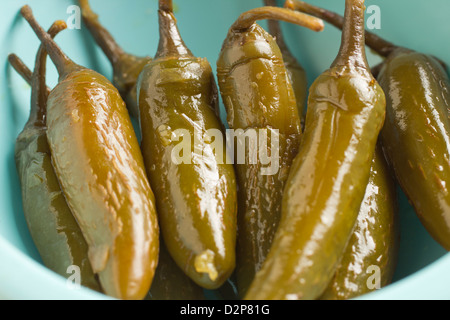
<box><xmin>78</xmin><ymin>0</ymin><xmax>125</xmax><ymax>65</ymax></box>
<box><xmin>287</xmin><ymin>0</ymin><xmax>448</xmax><ymax>69</ymax></box>
<box><xmin>30</xmin><ymin>21</ymin><xmax>67</xmax><ymax>125</ymax></box>
<box><xmin>231</xmin><ymin>6</ymin><xmax>324</xmax><ymax>33</ymax></box>
<box><xmin>9</xmin><ymin>22</ymin><xmax>66</xmax><ymax>126</ymax></box>
<box><xmin>20</xmin><ymin>6</ymin><xmax>77</xmax><ymax>79</ymax></box>
<box><xmin>264</xmin><ymin>0</ymin><xmax>290</xmax><ymax>52</ymax></box>
<box><xmin>285</xmin><ymin>0</ymin><xmax>397</xmax><ymax>57</ymax></box>
<box><xmin>8</xmin><ymin>54</ymin><xmax>33</xmax><ymax>86</ymax></box>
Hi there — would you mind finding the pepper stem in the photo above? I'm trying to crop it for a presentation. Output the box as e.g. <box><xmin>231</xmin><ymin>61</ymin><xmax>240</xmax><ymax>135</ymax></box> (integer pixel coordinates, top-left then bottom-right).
<box><xmin>78</xmin><ymin>0</ymin><xmax>125</xmax><ymax>65</ymax></box>
<box><xmin>20</xmin><ymin>6</ymin><xmax>78</xmax><ymax>79</ymax></box>
<box><xmin>31</xmin><ymin>21</ymin><xmax>67</xmax><ymax>125</ymax></box>
<box><xmin>9</xmin><ymin>21</ymin><xmax>66</xmax><ymax>126</ymax></box>
<box><xmin>8</xmin><ymin>54</ymin><xmax>33</xmax><ymax>86</ymax></box>
<box><xmin>230</xmin><ymin>6</ymin><xmax>324</xmax><ymax>33</ymax></box>
<box><xmin>285</xmin><ymin>0</ymin><xmax>397</xmax><ymax>58</ymax></box>
<box><xmin>329</xmin><ymin>0</ymin><xmax>369</xmax><ymax>69</ymax></box>
<box><xmin>159</xmin><ymin>0</ymin><xmax>173</xmax><ymax>13</ymax></box>
<box><xmin>155</xmin><ymin>0</ymin><xmax>193</xmax><ymax>59</ymax></box>
<box><xmin>264</xmin><ymin>0</ymin><xmax>290</xmax><ymax>52</ymax></box>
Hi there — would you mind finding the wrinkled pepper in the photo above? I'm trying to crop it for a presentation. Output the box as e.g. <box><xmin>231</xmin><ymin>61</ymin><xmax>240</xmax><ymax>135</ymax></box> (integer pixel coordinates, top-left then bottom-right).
<box><xmin>11</xmin><ymin>21</ymin><xmax>100</xmax><ymax>292</ymax></box>
<box><xmin>21</xmin><ymin>5</ymin><xmax>159</xmax><ymax>300</ymax></box>
<box><xmin>289</xmin><ymin>0</ymin><xmax>450</xmax><ymax>251</ymax></box>
<box><xmin>216</xmin><ymin>5</ymin><xmax>323</xmax><ymax>297</ymax></box>
<box><xmin>245</xmin><ymin>0</ymin><xmax>386</xmax><ymax>300</ymax></box>
<box><xmin>137</xmin><ymin>0</ymin><xmax>237</xmax><ymax>289</ymax></box>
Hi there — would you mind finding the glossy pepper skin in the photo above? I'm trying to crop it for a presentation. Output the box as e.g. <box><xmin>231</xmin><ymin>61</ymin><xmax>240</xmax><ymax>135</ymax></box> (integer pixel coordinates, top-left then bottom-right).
<box><xmin>47</xmin><ymin>70</ymin><xmax>159</xmax><ymax>300</ymax></box>
<box><xmin>79</xmin><ymin>0</ymin><xmax>152</xmax><ymax>119</ymax></box>
<box><xmin>137</xmin><ymin>4</ymin><xmax>237</xmax><ymax>290</ymax></box>
<box><xmin>146</xmin><ymin>239</ymin><xmax>205</xmax><ymax>300</ymax></box>
<box><xmin>265</xmin><ymin>0</ymin><xmax>308</xmax><ymax>129</ymax></box>
<box><xmin>245</xmin><ymin>0</ymin><xmax>386</xmax><ymax>300</ymax></box>
<box><xmin>81</xmin><ymin>0</ymin><xmax>206</xmax><ymax>295</ymax></box>
<box><xmin>320</xmin><ymin>146</ymin><xmax>399</xmax><ymax>300</ymax></box>
<box><xmin>21</xmin><ymin>6</ymin><xmax>159</xmax><ymax>300</ymax></box>
<box><xmin>11</xmin><ymin>22</ymin><xmax>100</xmax><ymax>292</ymax></box>
<box><xmin>216</xmin><ymin>7</ymin><xmax>323</xmax><ymax>298</ymax></box>
<box><xmin>378</xmin><ymin>50</ymin><xmax>450</xmax><ymax>250</ymax></box>
<box><xmin>288</xmin><ymin>0</ymin><xmax>450</xmax><ymax>251</ymax></box>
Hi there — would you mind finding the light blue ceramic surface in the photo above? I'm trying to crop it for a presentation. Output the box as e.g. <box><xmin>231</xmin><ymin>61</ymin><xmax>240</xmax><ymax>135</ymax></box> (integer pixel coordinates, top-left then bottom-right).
<box><xmin>0</xmin><ymin>0</ymin><xmax>449</xmax><ymax>300</ymax></box>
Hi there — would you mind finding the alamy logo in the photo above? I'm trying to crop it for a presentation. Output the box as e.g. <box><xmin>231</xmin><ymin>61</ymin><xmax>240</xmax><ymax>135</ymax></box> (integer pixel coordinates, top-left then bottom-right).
<box><xmin>66</xmin><ymin>4</ymin><xmax>382</xmax><ymax>30</ymax></box>
<box><xmin>366</xmin><ymin>265</ymin><xmax>381</xmax><ymax>290</ymax></box>
<box><xmin>66</xmin><ymin>5</ymin><xmax>81</xmax><ymax>30</ymax></box>
<box><xmin>366</xmin><ymin>5</ymin><xmax>381</xmax><ymax>30</ymax></box>
<box><xmin>161</xmin><ymin>122</ymin><xmax>280</xmax><ymax>176</ymax></box>
<box><xmin>66</xmin><ymin>265</ymin><xmax>81</xmax><ymax>289</ymax></box>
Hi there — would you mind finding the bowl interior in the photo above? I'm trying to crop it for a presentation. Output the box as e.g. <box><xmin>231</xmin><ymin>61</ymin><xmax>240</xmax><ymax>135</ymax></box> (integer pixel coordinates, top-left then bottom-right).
<box><xmin>0</xmin><ymin>0</ymin><xmax>449</xmax><ymax>299</ymax></box>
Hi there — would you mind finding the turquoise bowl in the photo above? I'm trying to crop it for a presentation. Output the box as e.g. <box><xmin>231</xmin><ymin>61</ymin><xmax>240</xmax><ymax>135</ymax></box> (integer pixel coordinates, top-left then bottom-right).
<box><xmin>1</xmin><ymin>0</ymin><xmax>449</xmax><ymax>300</ymax></box>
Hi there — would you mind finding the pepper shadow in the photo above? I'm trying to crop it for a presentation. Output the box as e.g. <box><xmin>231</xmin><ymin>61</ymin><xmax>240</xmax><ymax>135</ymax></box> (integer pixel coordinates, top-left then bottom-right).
<box><xmin>2</xmin><ymin>10</ymin><xmax>43</xmax><ymax>262</ymax></box>
<box><xmin>391</xmin><ymin>186</ymin><xmax>447</xmax><ymax>282</ymax></box>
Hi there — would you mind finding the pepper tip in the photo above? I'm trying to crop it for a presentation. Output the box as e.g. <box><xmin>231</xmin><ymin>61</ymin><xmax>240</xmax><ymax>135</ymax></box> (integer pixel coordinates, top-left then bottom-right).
<box><xmin>55</xmin><ymin>20</ymin><xmax>68</xmax><ymax>30</ymax></box>
<box><xmin>284</xmin><ymin>0</ymin><xmax>295</xmax><ymax>10</ymax></box>
<box><xmin>20</xmin><ymin>5</ymin><xmax>32</xmax><ymax>18</ymax></box>
<box><xmin>316</xmin><ymin>20</ymin><xmax>325</xmax><ymax>32</ymax></box>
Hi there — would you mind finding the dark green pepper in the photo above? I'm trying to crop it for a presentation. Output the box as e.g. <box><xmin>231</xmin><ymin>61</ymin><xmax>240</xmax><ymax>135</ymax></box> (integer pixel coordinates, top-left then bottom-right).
<box><xmin>216</xmin><ymin>6</ymin><xmax>323</xmax><ymax>298</ymax></box>
<box><xmin>289</xmin><ymin>0</ymin><xmax>450</xmax><ymax>251</ymax></box>
<box><xmin>78</xmin><ymin>0</ymin><xmax>152</xmax><ymax>119</ymax></box>
<box><xmin>264</xmin><ymin>0</ymin><xmax>309</xmax><ymax>129</ymax></box>
<box><xmin>320</xmin><ymin>146</ymin><xmax>399</xmax><ymax>300</ymax></box>
<box><xmin>10</xmin><ymin>21</ymin><xmax>100</xmax><ymax>292</ymax></box>
<box><xmin>377</xmin><ymin>51</ymin><xmax>450</xmax><ymax>250</ymax></box>
<box><xmin>245</xmin><ymin>0</ymin><xmax>386</xmax><ymax>300</ymax></box>
<box><xmin>137</xmin><ymin>0</ymin><xmax>237</xmax><ymax>289</ymax></box>
<box><xmin>21</xmin><ymin>6</ymin><xmax>159</xmax><ymax>300</ymax></box>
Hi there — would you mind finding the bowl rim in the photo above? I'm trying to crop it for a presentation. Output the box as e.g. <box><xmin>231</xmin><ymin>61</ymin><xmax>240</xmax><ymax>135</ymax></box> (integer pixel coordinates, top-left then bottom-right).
<box><xmin>358</xmin><ymin>251</ymin><xmax>450</xmax><ymax>300</ymax></box>
<box><xmin>1</xmin><ymin>0</ymin><xmax>449</xmax><ymax>301</ymax></box>
<box><xmin>0</xmin><ymin>235</ymin><xmax>111</xmax><ymax>300</ymax></box>
<box><xmin>1</xmin><ymin>232</ymin><xmax>449</xmax><ymax>300</ymax></box>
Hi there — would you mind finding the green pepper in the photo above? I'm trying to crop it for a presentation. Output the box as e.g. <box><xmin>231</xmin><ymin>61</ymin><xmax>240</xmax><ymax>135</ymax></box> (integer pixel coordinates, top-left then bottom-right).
<box><xmin>378</xmin><ymin>50</ymin><xmax>450</xmax><ymax>250</ymax></box>
<box><xmin>80</xmin><ymin>0</ymin><xmax>205</xmax><ymax>297</ymax></box>
<box><xmin>137</xmin><ymin>0</ymin><xmax>237</xmax><ymax>290</ymax></box>
<box><xmin>288</xmin><ymin>0</ymin><xmax>450</xmax><ymax>251</ymax></box>
<box><xmin>245</xmin><ymin>0</ymin><xmax>386</xmax><ymax>300</ymax></box>
<box><xmin>216</xmin><ymin>6</ymin><xmax>323</xmax><ymax>298</ymax></box>
<box><xmin>21</xmin><ymin>6</ymin><xmax>159</xmax><ymax>300</ymax></box>
<box><xmin>10</xmin><ymin>21</ymin><xmax>100</xmax><ymax>292</ymax></box>
<box><xmin>320</xmin><ymin>146</ymin><xmax>399</xmax><ymax>300</ymax></box>
<box><xmin>264</xmin><ymin>0</ymin><xmax>309</xmax><ymax>129</ymax></box>
<box><xmin>78</xmin><ymin>0</ymin><xmax>152</xmax><ymax>119</ymax></box>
